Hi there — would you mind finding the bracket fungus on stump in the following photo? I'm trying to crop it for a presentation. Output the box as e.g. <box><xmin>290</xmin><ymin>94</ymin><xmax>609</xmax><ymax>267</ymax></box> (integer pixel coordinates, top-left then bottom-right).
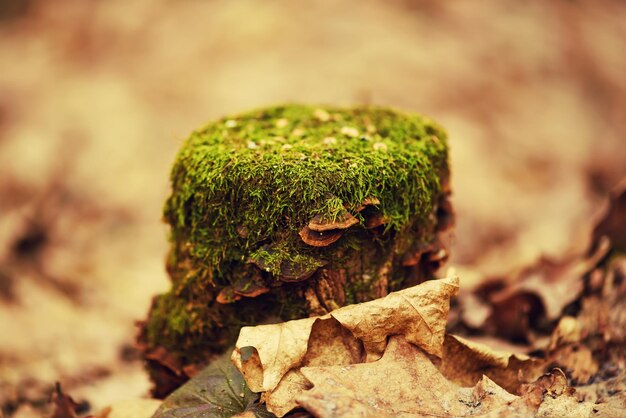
<box><xmin>138</xmin><ymin>104</ymin><xmax>454</xmax><ymax>397</ymax></box>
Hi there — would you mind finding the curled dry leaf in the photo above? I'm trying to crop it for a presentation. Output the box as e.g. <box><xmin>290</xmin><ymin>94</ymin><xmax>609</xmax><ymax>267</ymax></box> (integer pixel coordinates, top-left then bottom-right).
<box><xmin>545</xmin><ymin>316</ymin><xmax>598</xmax><ymax>385</ymax></box>
<box><xmin>297</xmin><ymin>337</ymin><xmax>592</xmax><ymax>418</ymax></box>
<box><xmin>465</xmin><ymin>238</ymin><xmax>610</xmax><ymax>342</ymax></box>
<box><xmin>232</xmin><ymin>277</ymin><xmax>459</xmax><ymax>415</ymax></box>
<box><xmin>264</xmin><ymin>317</ymin><xmax>363</xmax><ymax>416</ymax></box>
<box><xmin>440</xmin><ymin>334</ymin><xmax>545</xmax><ymax>393</ymax></box>
<box><xmin>297</xmin><ymin>336</ymin><xmax>519</xmax><ymax>417</ymax></box>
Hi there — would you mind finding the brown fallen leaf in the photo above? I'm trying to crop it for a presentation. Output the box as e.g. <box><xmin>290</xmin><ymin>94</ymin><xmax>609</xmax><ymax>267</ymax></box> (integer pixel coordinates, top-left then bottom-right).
<box><xmin>297</xmin><ymin>337</ymin><xmax>593</xmax><ymax>418</ymax></box>
<box><xmin>440</xmin><ymin>334</ymin><xmax>545</xmax><ymax>393</ymax></box>
<box><xmin>232</xmin><ymin>276</ymin><xmax>459</xmax><ymax>416</ymax></box>
<box><xmin>512</xmin><ymin>237</ymin><xmax>609</xmax><ymax>322</ymax></box>
<box><xmin>263</xmin><ymin>317</ymin><xmax>364</xmax><ymax>416</ymax></box>
<box><xmin>235</xmin><ymin>317</ymin><xmax>317</xmax><ymax>394</ymax></box>
<box><xmin>466</xmin><ymin>238</ymin><xmax>610</xmax><ymax>342</ymax></box>
<box><xmin>232</xmin><ymin>279</ymin><xmax>584</xmax><ymax>417</ymax></box>
<box><xmin>549</xmin><ymin>344</ymin><xmax>598</xmax><ymax>385</ymax></box>
<box><xmin>297</xmin><ymin>336</ymin><xmax>521</xmax><ymax>417</ymax></box>
<box><xmin>546</xmin><ymin>317</ymin><xmax>598</xmax><ymax>386</ymax></box>
<box><xmin>232</xmin><ymin>276</ymin><xmax>459</xmax><ymax>394</ymax></box>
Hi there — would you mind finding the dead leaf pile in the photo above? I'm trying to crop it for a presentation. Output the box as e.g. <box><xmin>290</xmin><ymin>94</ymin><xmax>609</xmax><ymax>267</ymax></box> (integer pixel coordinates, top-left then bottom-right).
<box><xmin>453</xmin><ymin>179</ymin><xmax>626</xmax><ymax>415</ymax></box>
<box><xmin>231</xmin><ymin>276</ymin><xmax>459</xmax><ymax>416</ymax></box>
<box><xmin>460</xmin><ymin>238</ymin><xmax>610</xmax><ymax>343</ymax></box>
<box><xmin>227</xmin><ymin>276</ymin><xmax>598</xmax><ymax>417</ymax></box>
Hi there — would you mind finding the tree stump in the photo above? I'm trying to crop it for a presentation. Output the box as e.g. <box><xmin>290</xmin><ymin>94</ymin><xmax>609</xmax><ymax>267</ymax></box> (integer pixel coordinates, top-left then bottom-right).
<box><xmin>138</xmin><ymin>105</ymin><xmax>453</xmax><ymax>396</ymax></box>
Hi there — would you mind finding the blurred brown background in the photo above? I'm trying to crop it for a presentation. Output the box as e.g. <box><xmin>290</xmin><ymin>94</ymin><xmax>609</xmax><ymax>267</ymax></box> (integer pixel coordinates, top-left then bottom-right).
<box><xmin>0</xmin><ymin>0</ymin><xmax>625</xmax><ymax>415</ymax></box>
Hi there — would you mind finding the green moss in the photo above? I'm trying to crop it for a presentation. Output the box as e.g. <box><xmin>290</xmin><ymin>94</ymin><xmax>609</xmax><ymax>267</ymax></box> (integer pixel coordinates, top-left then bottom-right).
<box><xmin>249</xmin><ymin>242</ymin><xmax>325</xmax><ymax>277</ymax></box>
<box><xmin>164</xmin><ymin>104</ymin><xmax>448</xmax><ymax>280</ymax></box>
<box><xmin>146</xmin><ymin>285</ymin><xmax>311</xmax><ymax>365</ymax></box>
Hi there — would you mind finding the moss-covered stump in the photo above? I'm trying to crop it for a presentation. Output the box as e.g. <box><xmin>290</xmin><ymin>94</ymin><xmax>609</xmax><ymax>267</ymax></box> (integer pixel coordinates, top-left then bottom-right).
<box><xmin>138</xmin><ymin>104</ymin><xmax>453</xmax><ymax>397</ymax></box>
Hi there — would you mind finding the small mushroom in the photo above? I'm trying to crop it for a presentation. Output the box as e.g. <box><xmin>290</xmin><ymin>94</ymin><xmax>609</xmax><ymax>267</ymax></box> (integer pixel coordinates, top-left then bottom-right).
<box><xmin>216</xmin><ymin>287</ymin><xmax>242</xmax><ymax>304</ymax></box>
<box><xmin>299</xmin><ymin>226</ymin><xmax>344</xmax><ymax>247</ymax></box>
<box><xmin>428</xmin><ymin>247</ymin><xmax>449</xmax><ymax>263</ymax></box>
<box><xmin>308</xmin><ymin>211</ymin><xmax>359</xmax><ymax>232</ymax></box>
<box><xmin>354</xmin><ymin>196</ymin><xmax>381</xmax><ymax>212</ymax></box>
<box><xmin>355</xmin><ymin>197</ymin><xmax>388</xmax><ymax>229</ymax></box>
<box><xmin>364</xmin><ymin>211</ymin><xmax>389</xmax><ymax>229</ymax></box>
<box><xmin>216</xmin><ymin>264</ymin><xmax>270</xmax><ymax>302</ymax></box>
<box><xmin>402</xmin><ymin>251</ymin><xmax>421</xmax><ymax>267</ymax></box>
<box><xmin>231</xmin><ymin>265</ymin><xmax>270</xmax><ymax>298</ymax></box>
<box><xmin>401</xmin><ymin>241</ymin><xmax>435</xmax><ymax>266</ymax></box>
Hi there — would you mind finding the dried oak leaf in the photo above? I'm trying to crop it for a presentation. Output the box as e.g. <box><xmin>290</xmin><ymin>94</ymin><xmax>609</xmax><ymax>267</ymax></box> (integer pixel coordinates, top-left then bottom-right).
<box><xmin>232</xmin><ymin>276</ymin><xmax>459</xmax><ymax>394</ymax></box>
<box><xmin>440</xmin><ymin>334</ymin><xmax>545</xmax><ymax>393</ymax></box>
<box><xmin>469</xmin><ymin>239</ymin><xmax>610</xmax><ymax>342</ymax></box>
<box><xmin>299</xmin><ymin>347</ymin><xmax>594</xmax><ymax>418</ymax></box>
<box><xmin>154</xmin><ymin>350</ymin><xmax>273</xmax><ymax>418</ymax></box>
<box><xmin>297</xmin><ymin>336</ymin><xmax>528</xmax><ymax>418</ymax></box>
<box><xmin>262</xmin><ymin>317</ymin><xmax>364</xmax><ymax>416</ymax></box>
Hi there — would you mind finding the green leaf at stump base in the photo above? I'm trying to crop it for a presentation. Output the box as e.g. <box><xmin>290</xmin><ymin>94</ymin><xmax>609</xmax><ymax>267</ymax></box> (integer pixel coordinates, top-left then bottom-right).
<box><xmin>154</xmin><ymin>350</ymin><xmax>275</xmax><ymax>418</ymax></box>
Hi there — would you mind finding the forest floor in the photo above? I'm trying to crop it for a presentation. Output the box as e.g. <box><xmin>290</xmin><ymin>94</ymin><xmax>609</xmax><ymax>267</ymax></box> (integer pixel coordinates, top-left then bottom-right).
<box><xmin>0</xmin><ymin>0</ymin><xmax>625</xmax><ymax>417</ymax></box>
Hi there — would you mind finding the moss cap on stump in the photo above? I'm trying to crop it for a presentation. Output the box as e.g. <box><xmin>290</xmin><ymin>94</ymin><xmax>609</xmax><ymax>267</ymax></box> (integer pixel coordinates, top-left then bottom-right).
<box><xmin>141</xmin><ymin>104</ymin><xmax>452</xmax><ymax>397</ymax></box>
<box><xmin>165</xmin><ymin>104</ymin><xmax>448</xmax><ymax>266</ymax></box>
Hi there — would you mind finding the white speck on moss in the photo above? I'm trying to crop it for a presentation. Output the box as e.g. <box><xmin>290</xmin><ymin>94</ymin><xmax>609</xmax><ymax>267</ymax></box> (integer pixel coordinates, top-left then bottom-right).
<box><xmin>247</xmin><ymin>140</ymin><xmax>258</xmax><ymax>149</ymax></box>
<box><xmin>340</xmin><ymin>126</ymin><xmax>359</xmax><ymax>138</ymax></box>
<box><xmin>314</xmin><ymin>108</ymin><xmax>330</xmax><ymax>122</ymax></box>
<box><xmin>275</xmin><ymin>118</ymin><xmax>288</xmax><ymax>128</ymax></box>
<box><xmin>322</xmin><ymin>136</ymin><xmax>337</xmax><ymax>145</ymax></box>
<box><xmin>225</xmin><ymin>119</ymin><xmax>237</xmax><ymax>128</ymax></box>
<box><xmin>373</xmin><ymin>142</ymin><xmax>388</xmax><ymax>151</ymax></box>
